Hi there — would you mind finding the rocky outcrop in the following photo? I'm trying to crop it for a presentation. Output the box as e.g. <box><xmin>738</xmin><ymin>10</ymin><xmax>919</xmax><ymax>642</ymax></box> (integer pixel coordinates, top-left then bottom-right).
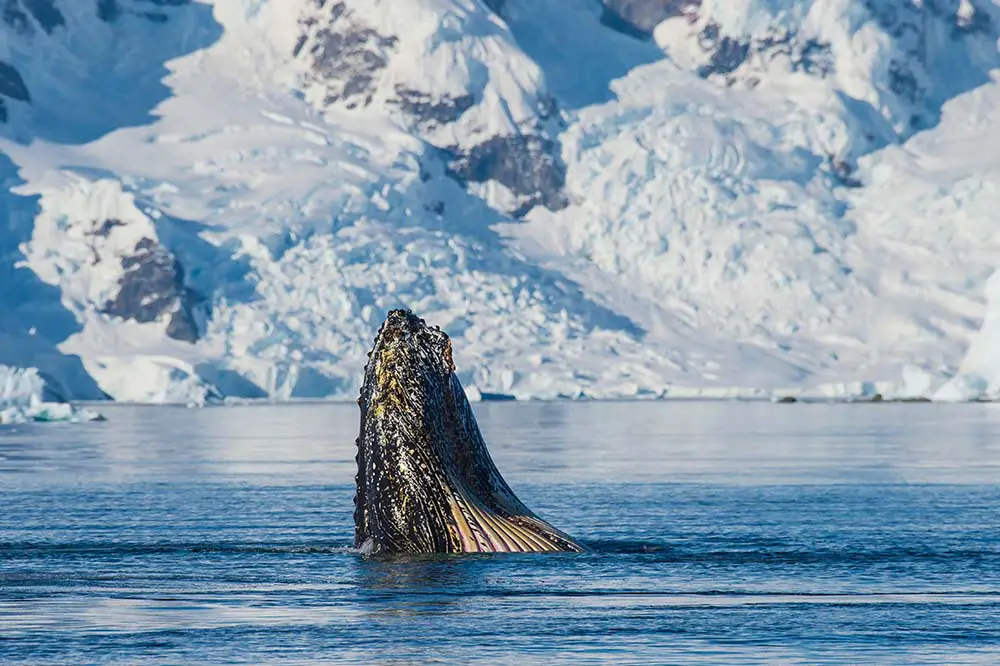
<box><xmin>694</xmin><ymin>25</ymin><xmax>832</xmax><ymax>82</ymax></box>
<box><xmin>102</xmin><ymin>237</ymin><xmax>206</xmax><ymax>343</ymax></box>
<box><xmin>293</xmin><ymin>0</ymin><xmax>568</xmax><ymax>217</ymax></box>
<box><xmin>392</xmin><ymin>87</ymin><xmax>476</xmax><ymax>127</ymax></box>
<box><xmin>695</xmin><ymin>24</ymin><xmax>750</xmax><ymax>78</ymax></box>
<box><xmin>447</xmin><ymin>135</ymin><xmax>567</xmax><ymax>215</ymax></box>
<box><xmin>662</xmin><ymin>0</ymin><xmax>999</xmax><ymax>139</ymax></box>
<box><xmin>860</xmin><ymin>0</ymin><xmax>997</xmax><ymax>132</ymax></box>
<box><xmin>294</xmin><ymin>1</ymin><xmax>398</xmax><ymax>109</ymax></box>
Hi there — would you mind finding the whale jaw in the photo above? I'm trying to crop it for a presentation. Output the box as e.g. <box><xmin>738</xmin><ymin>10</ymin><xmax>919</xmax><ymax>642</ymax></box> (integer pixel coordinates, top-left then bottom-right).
<box><xmin>354</xmin><ymin>309</ymin><xmax>585</xmax><ymax>555</ymax></box>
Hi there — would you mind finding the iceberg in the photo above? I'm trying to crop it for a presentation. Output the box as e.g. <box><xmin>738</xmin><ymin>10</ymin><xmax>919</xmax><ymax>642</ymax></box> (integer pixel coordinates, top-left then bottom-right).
<box><xmin>0</xmin><ymin>365</ymin><xmax>103</xmax><ymax>425</ymax></box>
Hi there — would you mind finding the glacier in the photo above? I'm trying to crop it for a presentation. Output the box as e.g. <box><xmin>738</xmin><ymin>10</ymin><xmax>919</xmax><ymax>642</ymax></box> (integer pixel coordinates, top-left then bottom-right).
<box><xmin>0</xmin><ymin>0</ymin><xmax>999</xmax><ymax>404</ymax></box>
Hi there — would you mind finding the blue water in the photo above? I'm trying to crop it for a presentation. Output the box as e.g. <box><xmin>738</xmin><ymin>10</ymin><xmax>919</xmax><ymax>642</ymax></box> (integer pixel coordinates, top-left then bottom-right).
<box><xmin>2</xmin><ymin>401</ymin><xmax>1000</xmax><ymax>664</ymax></box>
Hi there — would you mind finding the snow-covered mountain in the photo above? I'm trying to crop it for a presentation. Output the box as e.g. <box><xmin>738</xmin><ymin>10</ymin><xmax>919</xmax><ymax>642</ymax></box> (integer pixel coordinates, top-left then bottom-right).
<box><xmin>1</xmin><ymin>0</ymin><xmax>999</xmax><ymax>404</ymax></box>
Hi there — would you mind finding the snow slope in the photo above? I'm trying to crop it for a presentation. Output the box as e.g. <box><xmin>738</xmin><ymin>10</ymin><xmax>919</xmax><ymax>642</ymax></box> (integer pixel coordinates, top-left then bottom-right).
<box><xmin>503</xmin><ymin>0</ymin><xmax>1000</xmax><ymax>398</ymax></box>
<box><xmin>0</xmin><ymin>0</ymin><xmax>999</xmax><ymax>403</ymax></box>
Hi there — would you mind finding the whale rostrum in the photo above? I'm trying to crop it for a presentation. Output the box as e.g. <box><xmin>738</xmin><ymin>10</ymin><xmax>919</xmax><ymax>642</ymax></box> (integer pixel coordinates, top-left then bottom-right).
<box><xmin>354</xmin><ymin>309</ymin><xmax>586</xmax><ymax>554</ymax></box>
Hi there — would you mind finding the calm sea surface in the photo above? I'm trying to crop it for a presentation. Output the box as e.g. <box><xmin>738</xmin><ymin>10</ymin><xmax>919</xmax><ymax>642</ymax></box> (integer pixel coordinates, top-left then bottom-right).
<box><xmin>2</xmin><ymin>401</ymin><xmax>1000</xmax><ymax>664</ymax></box>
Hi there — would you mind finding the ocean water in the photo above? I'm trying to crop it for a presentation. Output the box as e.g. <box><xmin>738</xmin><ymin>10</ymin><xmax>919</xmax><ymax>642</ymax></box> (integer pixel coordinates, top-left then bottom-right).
<box><xmin>1</xmin><ymin>401</ymin><xmax>999</xmax><ymax>664</ymax></box>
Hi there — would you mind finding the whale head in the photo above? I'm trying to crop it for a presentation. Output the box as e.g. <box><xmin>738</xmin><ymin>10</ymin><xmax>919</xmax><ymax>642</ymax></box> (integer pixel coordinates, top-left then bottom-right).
<box><xmin>353</xmin><ymin>309</ymin><xmax>584</xmax><ymax>555</ymax></box>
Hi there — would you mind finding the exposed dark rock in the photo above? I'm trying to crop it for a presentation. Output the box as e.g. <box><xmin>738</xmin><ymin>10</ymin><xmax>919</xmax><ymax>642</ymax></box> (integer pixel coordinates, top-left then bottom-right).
<box><xmin>293</xmin><ymin>1</ymin><xmax>569</xmax><ymax>218</ymax></box>
<box><xmin>102</xmin><ymin>238</ymin><xmax>207</xmax><ymax>344</ymax></box>
<box><xmin>296</xmin><ymin>1</ymin><xmax>398</xmax><ymax>109</ymax></box>
<box><xmin>683</xmin><ymin>0</ymin><xmax>997</xmax><ymax>147</ymax></box>
<box><xmin>0</xmin><ymin>98</ymin><xmax>6</xmax><ymax>123</ymax></box>
<box><xmin>0</xmin><ymin>61</ymin><xmax>30</xmax><ymax>102</ymax></box>
<box><xmin>775</xmin><ymin>395</ymin><xmax>797</xmax><ymax>403</ymax></box>
<box><xmin>448</xmin><ymin>135</ymin><xmax>568</xmax><ymax>215</ymax></box>
<box><xmin>89</xmin><ymin>218</ymin><xmax>127</xmax><ymax>238</ymax></box>
<box><xmin>858</xmin><ymin>0</ymin><xmax>976</xmax><ymax>129</ymax></box>
<box><xmin>752</xmin><ymin>30</ymin><xmax>833</xmax><ymax>77</ymax></box>
<box><xmin>96</xmin><ymin>0</ymin><xmax>119</xmax><ymax>22</ymax></box>
<box><xmin>600</xmin><ymin>0</ymin><xmax>697</xmax><ymax>38</ymax></box>
<box><xmin>696</xmin><ymin>24</ymin><xmax>749</xmax><ymax>77</ymax></box>
<box><xmin>22</xmin><ymin>0</ymin><xmax>63</xmax><ymax>33</ymax></box>
<box><xmin>167</xmin><ymin>301</ymin><xmax>204</xmax><ymax>344</ymax></box>
<box><xmin>393</xmin><ymin>87</ymin><xmax>476</xmax><ymax>126</ymax></box>
<box><xmin>793</xmin><ymin>39</ymin><xmax>834</xmax><ymax>76</ymax></box>
<box><xmin>828</xmin><ymin>156</ymin><xmax>863</xmax><ymax>189</ymax></box>
<box><xmin>703</xmin><ymin>36</ymin><xmax>749</xmax><ymax>76</ymax></box>
<box><xmin>693</xmin><ymin>24</ymin><xmax>833</xmax><ymax>82</ymax></box>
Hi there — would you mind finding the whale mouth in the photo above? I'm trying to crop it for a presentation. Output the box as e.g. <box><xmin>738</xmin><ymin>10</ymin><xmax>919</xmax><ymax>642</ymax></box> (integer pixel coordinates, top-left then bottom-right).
<box><xmin>354</xmin><ymin>309</ymin><xmax>585</xmax><ymax>555</ymax></box>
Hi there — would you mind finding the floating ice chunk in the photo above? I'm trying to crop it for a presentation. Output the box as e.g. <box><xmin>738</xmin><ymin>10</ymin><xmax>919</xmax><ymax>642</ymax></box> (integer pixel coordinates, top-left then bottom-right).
<box><xmin>0</xmin><ymin>365</ymin><xmax>104</xmax><ymax>424</ymax></box>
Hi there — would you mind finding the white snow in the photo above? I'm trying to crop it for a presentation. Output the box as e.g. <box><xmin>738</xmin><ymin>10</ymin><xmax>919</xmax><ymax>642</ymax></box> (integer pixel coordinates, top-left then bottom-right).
<box><xmin>1</xmin><ymin>0</ymin><xmax>1000</xmax><ymax>403</ymax></box>
<box><xmin>0</xmin><ymin>365</ymin><xmax>102</xmax><ymax>424</ymax></box>
<box><xmin>303</xmin><ymin>0</ymin><xmax>555</xmax><ymax>146</ymax></box>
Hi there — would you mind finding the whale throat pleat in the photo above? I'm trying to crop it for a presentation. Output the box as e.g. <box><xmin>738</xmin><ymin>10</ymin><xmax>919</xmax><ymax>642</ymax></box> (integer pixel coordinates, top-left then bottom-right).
<box><xmin>446</xmin><ymin>492</ymin><xmax>565</xmax><ymax>553</ymax></box>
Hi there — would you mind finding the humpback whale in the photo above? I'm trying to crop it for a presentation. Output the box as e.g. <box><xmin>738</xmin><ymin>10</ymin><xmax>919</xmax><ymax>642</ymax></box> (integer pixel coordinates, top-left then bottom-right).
<box><xmin>354</xmin><ymin>309</ymin><xmax>586</xmax><ymax>554</ymax></box>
